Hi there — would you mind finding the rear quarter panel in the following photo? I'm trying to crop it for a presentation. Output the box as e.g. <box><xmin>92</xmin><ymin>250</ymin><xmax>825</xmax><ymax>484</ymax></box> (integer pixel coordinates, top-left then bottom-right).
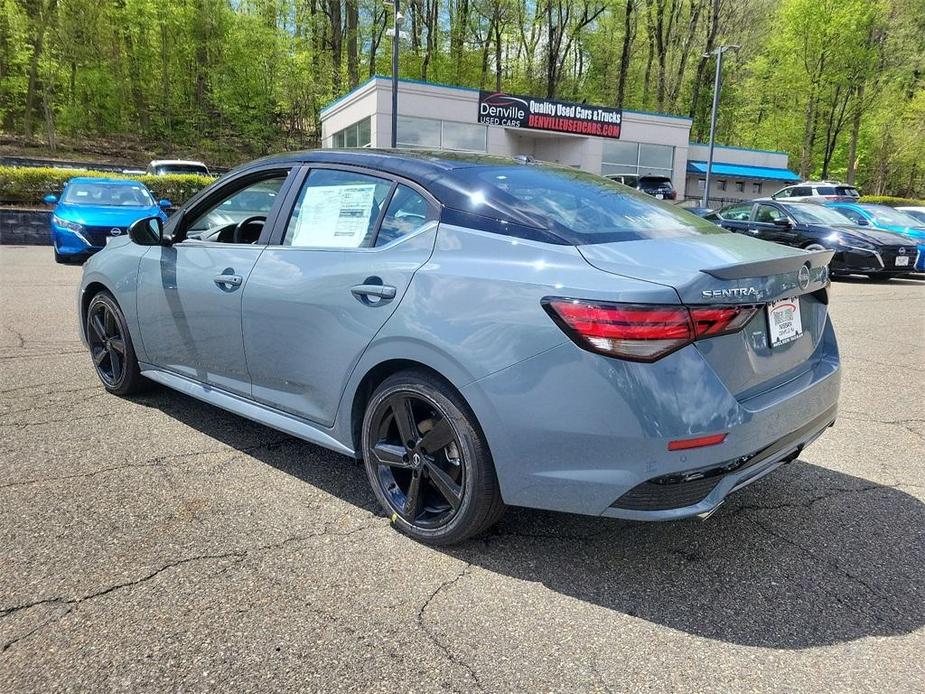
<box><xmin>331</xmin><ymin>223</ymin><xmax>679</xmax><ymax>445</ymax></box>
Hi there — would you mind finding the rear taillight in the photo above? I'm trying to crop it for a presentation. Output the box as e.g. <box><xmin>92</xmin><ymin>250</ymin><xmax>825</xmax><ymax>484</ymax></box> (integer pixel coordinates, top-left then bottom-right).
<box><xmin>543</xmin><ymin>298</ymin><xmax>760</xmax><ymax>362</ymax></box>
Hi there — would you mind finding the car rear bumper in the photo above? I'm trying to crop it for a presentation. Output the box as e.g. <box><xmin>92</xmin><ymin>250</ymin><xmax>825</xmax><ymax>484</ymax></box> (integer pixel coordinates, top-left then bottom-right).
<box><xmin>462</xmin><ymin>315</ymin><xmax>840</xmax><ymax>519</ymax></box>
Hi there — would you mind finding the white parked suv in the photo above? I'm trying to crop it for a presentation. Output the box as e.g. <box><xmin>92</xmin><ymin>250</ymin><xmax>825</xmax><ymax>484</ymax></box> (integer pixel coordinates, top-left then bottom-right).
<box><xmin>772</xmin><ymin>181</ymin><xmax>860</xmax><ymax>202</ymax></box>
<box><xmin>146</xmin><ymin>159</ymin><xmax>211</xmax><ymax>176</ymax></box>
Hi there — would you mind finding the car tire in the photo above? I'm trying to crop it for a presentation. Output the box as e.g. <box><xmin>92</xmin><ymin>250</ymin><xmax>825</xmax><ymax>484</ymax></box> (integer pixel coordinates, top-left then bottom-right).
<box><xmin>865</xmin><ymin>274</ymin><xmax>893</xmax><ymax>282</ymax></box>
<box><xmin>54</xmin><ymin>250</ymin><xmax>70</xmax><ymax>264</ymax></box>
<box><xmin>85</xmin><ymin>291</ymin><xmax>146</xmax><ymax>395</ymax></box>
<box><xmin>361</xmin><ymin>370</ymin><xmax>505</xmax><ymax>545</ymax></box>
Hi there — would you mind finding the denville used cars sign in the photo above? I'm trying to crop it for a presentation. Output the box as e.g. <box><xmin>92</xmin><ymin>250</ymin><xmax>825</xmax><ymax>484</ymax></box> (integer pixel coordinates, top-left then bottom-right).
<box><xmin>477</xmin><ymin>91</ymin><xmax>622</xmax><ymax>139</ymax></box>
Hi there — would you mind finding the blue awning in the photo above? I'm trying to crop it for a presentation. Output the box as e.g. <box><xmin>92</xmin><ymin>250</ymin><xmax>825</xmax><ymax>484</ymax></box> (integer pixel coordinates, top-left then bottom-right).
<box><xmin>687</xmin><ymin>160</ymin><xmax>800</xmax><ymax>182</ymax></box>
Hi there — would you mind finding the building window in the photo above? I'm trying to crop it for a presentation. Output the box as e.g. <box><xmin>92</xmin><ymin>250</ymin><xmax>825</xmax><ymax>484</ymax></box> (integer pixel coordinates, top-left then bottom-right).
<box><xmin>752</xmin><ymin>182</ymin><xmax>762</xmax><ymax>194</ymax></box>
<box><xmin>719</xmin><ymin>180</ymin><xmax>727</xmax><ymax>191</ymax></box>
<box><xmin>331</xmin><ymin>117</ymin><xmax>372</xmax><ymax>148</ymax></box>
<box><xmin>735</xmin><ymin>181</ymin><xmax>745</xmax><ymax>193</ymax></box>
<box><xmin>396</xmin><ymin>115</ymin><xmax>487</xmax><ymax>151</ymax></box>
<box><xmin>442</xmin><ymin>121</ymin><xmax>488</xmax><ymax>151</ymax></box>
<box><xmin>602</xmin><ymin>141</ymin><xmax>674</xmax><ymax>178</ymax></box>
<box><xmin>697</xmin><ymin>178</ymin><xmax>706</xmax><ymax>190</ymax></box>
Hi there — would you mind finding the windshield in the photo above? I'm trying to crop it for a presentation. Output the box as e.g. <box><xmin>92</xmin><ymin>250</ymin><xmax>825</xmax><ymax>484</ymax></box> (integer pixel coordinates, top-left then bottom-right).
<box><xmin>61</xmin><ymin>182</ymin><xmax>154</xmax><ymax>207</ymax></box>
<box><xmin>782</xmin><ymin>203</ymin><xmax>856</xmax><ymax>225</ymax></box>
<box><xmin>454</xmin><ymin>166</ymin><xmax>722</xmax><ymax>243</ymax></box>
<box><xmin>866</xmin><ymin>205</ymin><xmax>924</xmax><ymax>227</ymax></box>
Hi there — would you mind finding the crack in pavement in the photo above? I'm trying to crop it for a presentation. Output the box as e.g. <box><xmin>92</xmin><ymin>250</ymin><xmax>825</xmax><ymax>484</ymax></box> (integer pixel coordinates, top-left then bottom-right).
<box><xmin>0</xmin><ymin>521</ymin><xmax>382</xmax><ymax>654</ymax></box>
<box><xmin>0</xmin><ymin>383</ymin><xmax>98</xmax><ymax>396</ymax></box>
<box><xmin>416</xmin><ymin>564</ymin><xmax>485</xmax><ymax>692</ymax></box>
<box><xmin>839</xmin><ymin>412</ymin><xmax>925</xmax><ymax>443</ymax></box>
<box><xmin>0</xmin><ymin>390</ymin><xmax>106</xmax><ymax>417</ymax></box>
<box><xmin>0</xmin><ymin>349</ymin><xmax>88</xmax><ymax>362</ymax></box>
<box><xmin>0</xmin><ymin>436</ymin><xmax>298</xmax><ymax>491</ymax></box>
<box><xmin>727</xmin><ymin>481</ymin><xmax>924</xmax><ymax>518</ymax></box>
<box><xmin>0</xmin><ymin>411</ymin><xmax>118</xmax><ymax>429</ymax></box>
<box><xmin>743</xmin><ymin>514</ymin><xmax>913</xmax><ymax>629</ymax></box>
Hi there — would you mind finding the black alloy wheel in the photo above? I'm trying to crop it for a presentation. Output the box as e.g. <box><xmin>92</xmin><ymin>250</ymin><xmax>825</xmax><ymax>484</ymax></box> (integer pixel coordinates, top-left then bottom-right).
<box><xmin>85</xmin><ymin>291</ymin><xmax>145</xmax><ymax>395</ymax></box>
<box><xmin>369</xmin><ymin>392</ymin><xmax>464</xmax><ymax>528</ymax></box>
<box><xmin>88</xmin><ymin>301</ymin><xmax>126</xmax><ymax>387</ymax></box>
<box><xmin>362</xmin><ymin>371</ymin><xmax>505</xmax><ymax>544</ymax></box>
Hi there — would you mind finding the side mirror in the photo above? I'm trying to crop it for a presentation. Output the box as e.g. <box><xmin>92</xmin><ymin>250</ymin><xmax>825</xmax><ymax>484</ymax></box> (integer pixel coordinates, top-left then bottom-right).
<box><xmin>158</xmin><ymin>198</ymin><xmax>171</xmax><ymax>209</ymax></box>
<box><xmin>43</xmin><ymin>194</ymin><xmax>58</xmax><ymax>204</ymax></box>
<box><xmin>128</xmin><ymin>216</ymin><xmax>165</xmax><ymax>246</ymax></box>
<box><xmin>772</xmin><ymin>217</ymin><xmax>792</xmax><ymax>228</ymax></box>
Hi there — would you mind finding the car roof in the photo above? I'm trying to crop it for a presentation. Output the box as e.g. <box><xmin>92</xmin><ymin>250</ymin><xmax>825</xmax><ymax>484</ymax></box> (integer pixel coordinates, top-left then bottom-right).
<box><xmin>237</xmin><ymin>148</ymin><xmax>523</xmax><ymax>179</ymax></box>
<box><xmin>66</xmin><ymin>177</ymin><xmax>145</xmax><ymax>185</ymax></box>
<box><xmin>150</xmin><ymin>159</ymin><xmax>207</xmax><ymax>166</ymax></box>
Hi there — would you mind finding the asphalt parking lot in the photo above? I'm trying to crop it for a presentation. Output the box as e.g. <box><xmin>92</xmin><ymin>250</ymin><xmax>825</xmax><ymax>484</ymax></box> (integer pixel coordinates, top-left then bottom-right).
<box><xmin>1</xmin><ymin>245</ymin><xmax>923</xmax><ymax>692</ymax></box>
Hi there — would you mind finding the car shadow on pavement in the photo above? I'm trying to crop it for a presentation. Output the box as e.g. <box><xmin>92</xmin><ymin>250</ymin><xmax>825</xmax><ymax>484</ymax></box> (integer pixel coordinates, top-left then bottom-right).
<box><xmin>137</xmin><ymin>388</ymin><xmax>924</xmax><ymax>651</ymax></box>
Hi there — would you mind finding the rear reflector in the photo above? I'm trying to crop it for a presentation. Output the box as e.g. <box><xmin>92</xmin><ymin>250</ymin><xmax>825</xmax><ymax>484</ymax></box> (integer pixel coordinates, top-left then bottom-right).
<box><xmin>543</xmin><ymin>298</ymin><xmax>760</xmax><ymax>362</ymax></box>
<box><xmin>668</xmin><ymin>433</ymin><xmax>728</xmax><ymax>451</ymax></box>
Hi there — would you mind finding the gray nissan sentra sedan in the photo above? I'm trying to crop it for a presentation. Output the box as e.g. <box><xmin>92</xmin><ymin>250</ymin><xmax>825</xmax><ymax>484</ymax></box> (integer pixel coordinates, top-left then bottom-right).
<box><xmin>78</xmin><ymin>150</ymin><xmax>840</xmax><ymax>544</ymax></box>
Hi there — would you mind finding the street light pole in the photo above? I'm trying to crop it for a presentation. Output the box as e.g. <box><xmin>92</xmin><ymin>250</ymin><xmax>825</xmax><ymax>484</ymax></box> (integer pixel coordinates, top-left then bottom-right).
<box><xmin>390</xmin><ymin>0</ymin><xmax>401</xmax><ymax>148</ymax></box>
<box><xmin>701</xmin><ymin>44</ymin><xmax>739</xmax><ymax>208</ymax></box>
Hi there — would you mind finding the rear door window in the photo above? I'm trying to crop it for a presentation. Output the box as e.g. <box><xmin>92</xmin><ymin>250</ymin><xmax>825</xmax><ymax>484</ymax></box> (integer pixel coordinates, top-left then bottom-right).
<box><xmin>375</xmin><ymin>185</ymin><xmax>436</xmax><ymax>247</ymax></box>
<box><xmin>755</xmin><ymin>204</ymin><xmax>786</xmax><ymax>223</ymax></box>
<box><xmin>720</xmin><ymin>204</ymin><xmax>752</xmax><ymax>221</ymax></box>
<box><xmin>835</xmin><ymin>186</ymin><xmax>860</xmax><ymax>198</ymax></box>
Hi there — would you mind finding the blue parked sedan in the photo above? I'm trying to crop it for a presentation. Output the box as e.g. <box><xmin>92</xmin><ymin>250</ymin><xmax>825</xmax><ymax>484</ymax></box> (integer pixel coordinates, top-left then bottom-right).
<box><xmin>825</xmin><ymin>202</ymin><xmax>925</xmax><ymax>272</ymax></box>
<box><xmin>45</xmin><ymin>177</ymin><xmax>170</xmax><ymax>263</ymax></box>
<box><xmin>77</xmin><ymin>150</ymin><xmax>840</xmax><ymax>544</ymax></box>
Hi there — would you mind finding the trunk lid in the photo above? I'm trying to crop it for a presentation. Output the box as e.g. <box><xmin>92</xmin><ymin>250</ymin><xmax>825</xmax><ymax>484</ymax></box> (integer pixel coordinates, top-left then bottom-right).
<box><xmin>578</xmin><ymin>233</ymin><xmax>834</xmax><ymax>399</ymax></box>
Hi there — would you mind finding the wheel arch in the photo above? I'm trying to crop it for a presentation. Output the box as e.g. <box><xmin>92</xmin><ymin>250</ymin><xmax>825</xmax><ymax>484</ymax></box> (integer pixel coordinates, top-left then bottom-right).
<box><xmin>79</xmin><ymin>281</ymin><xmax>113</xmax><ymax>342</ymax></box>
<box><xmin>346</xmin><ymin>357</ymin><xmax>484</xmax><ymax>457</ymax></box>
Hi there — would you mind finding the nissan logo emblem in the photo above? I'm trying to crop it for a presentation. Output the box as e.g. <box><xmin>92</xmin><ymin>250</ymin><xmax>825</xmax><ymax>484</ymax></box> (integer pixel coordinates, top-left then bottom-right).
<box><xmin>798</xmin><ymin>264</ymin><xmax>811</xmax><ymax>290</ymax></box>
<box><xmin>110</xmin><ymin>228</ymin><xmax>122</xmax><ymax>236</ymax></box>
<box><xmin>898</xmin><ymin>247</ymin><xmax>907</xmax><ymax>254</ymax></box>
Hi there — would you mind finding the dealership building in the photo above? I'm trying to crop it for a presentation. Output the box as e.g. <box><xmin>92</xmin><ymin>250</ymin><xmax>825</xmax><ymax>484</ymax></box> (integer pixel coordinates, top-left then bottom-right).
<box><xmin>320</xmin><ymin>77</ymin><xmax>800</xmax><ymax>206</ymax></box>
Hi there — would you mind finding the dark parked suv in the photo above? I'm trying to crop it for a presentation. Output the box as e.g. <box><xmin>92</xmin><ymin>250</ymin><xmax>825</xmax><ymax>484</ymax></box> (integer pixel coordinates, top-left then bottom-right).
<box><xmin>707</xmin><ymin>200</ymin><xmax>918</xmax><ymax>279</ymax></box>
<box><xmin>605</xmin><ymin>174</ymin><xmax>676</xmax><ymax>200</ymax></box>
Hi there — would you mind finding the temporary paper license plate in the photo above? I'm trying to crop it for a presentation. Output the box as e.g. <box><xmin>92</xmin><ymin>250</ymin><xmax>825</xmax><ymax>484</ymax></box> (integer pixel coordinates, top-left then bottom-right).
<box><xmin>768</xmin><ymin>297</ymin><xmax>803</xmax><ymax>347</ymax></box>
<box><xmin>895</xmin><ymin>255</ymin><xmax>910</xmax><ymax>266</ymax></box>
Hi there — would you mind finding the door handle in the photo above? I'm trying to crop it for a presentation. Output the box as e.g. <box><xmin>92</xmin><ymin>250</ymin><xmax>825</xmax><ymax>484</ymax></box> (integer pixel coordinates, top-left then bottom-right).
<box><xmin>214</xmin><ymin>274</ymin><xmax>243</xmax><ymax>287</ymax></box>
<box><xmin>351</xmin><ymin>283</ymin><xmax>397</xmax><ymax>300</ymax></box>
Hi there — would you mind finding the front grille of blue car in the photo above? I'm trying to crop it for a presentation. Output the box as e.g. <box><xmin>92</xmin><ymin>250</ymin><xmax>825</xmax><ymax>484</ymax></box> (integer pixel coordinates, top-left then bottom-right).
<box><xmin>83</xmin><ymin>226</ymin><xmax>127</xmax><ymax>247</ymax></box>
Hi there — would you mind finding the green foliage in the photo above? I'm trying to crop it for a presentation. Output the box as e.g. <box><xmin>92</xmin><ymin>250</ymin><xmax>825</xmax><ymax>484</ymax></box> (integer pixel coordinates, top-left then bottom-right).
<box><xmin>859</xmin><ymin>195</ymin><xmax>925</xmax><ymax>207</ymax></box>
<box><xmin>1</xmin><ymin>0</ymin><xmax>923</xmax><ymax>195</ymax></box>
<box><xmin>0</xmin><ymin>166</ymin><xmax>212</xmax><ymax>205</ymax></box>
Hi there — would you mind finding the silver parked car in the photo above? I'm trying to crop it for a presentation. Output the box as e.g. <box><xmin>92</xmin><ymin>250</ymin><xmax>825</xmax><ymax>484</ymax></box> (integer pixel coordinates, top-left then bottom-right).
<box><xmin>78</xmin><ymin>150</ymin><xmax>841</xmax><ymax>544</ymax></box>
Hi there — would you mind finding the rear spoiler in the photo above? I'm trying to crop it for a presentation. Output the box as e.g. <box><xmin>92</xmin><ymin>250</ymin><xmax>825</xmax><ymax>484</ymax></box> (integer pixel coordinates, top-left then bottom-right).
<box><xmin>702</xmin><ymin>249</ymin><xmax>834</xmax><ymax>280</ymax></box>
